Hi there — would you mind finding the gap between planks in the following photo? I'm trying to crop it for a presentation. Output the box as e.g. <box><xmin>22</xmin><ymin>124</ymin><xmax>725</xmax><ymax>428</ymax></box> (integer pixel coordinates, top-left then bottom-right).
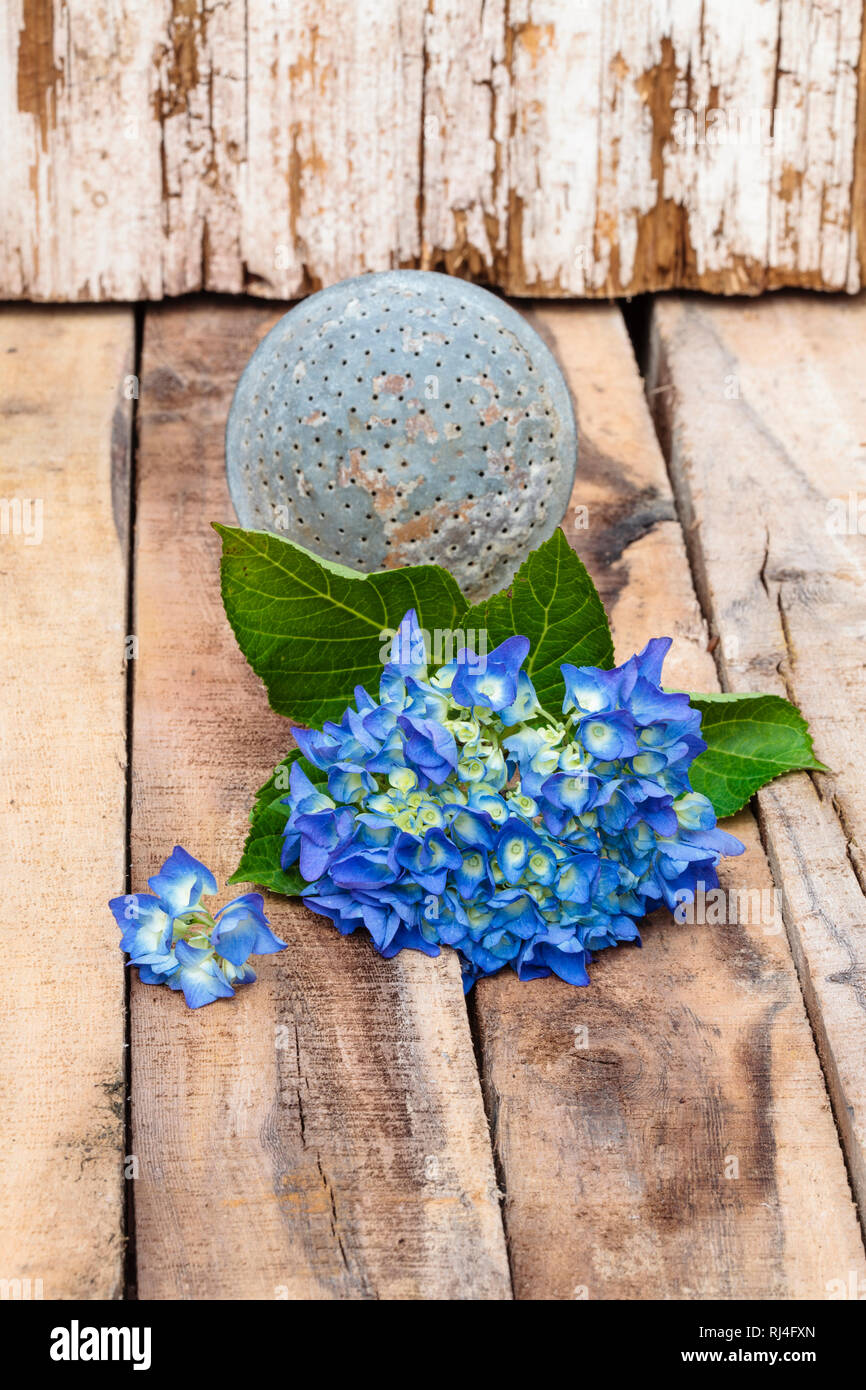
<box><xmin>122</xmin><ymin>305</ymin><xmax>145</xmax><ymax>1300</ymax></box>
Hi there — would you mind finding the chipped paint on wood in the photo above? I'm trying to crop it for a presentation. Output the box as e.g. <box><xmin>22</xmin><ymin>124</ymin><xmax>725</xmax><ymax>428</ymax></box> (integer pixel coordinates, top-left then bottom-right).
<box><xmin>16</xmin><ymin>0</ymin><xmax>63</xmax><ymax>152</ymax></box>
<box><xmin>1</xmin><ymin>1</ymin><xmax>864</xmax><ymax>300</ymax></box>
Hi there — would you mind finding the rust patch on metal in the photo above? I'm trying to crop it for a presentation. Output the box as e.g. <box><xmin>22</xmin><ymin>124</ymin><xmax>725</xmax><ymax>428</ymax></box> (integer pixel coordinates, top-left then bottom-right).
<box><xmin>383</xmin><ymin>496</ymin><xmax>476</xmax><ymax>567</ymax></box>
<box><xmin>404</xmin><ymin>409</ymin><xmax>438</xmax><ymax>443</ymax></box>
<box><xmin>373</xmin><ymin>373</ymin><xmax>408</xmax><ymax>395</ymax></box>
<box><xmin>338</xmin><ymin>448</ymin><xmax>421</xmax><ymax>520</ymax></box>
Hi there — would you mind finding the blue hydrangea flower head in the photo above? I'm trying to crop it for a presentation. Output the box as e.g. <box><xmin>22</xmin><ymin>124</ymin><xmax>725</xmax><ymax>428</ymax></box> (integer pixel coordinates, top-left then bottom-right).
<box><xmin>278</xmin><ymin>611</ymin><xmax>744</xmax><ymax>991</ymax></box>
<box><xmin>109</xmin><ymin>847</ymin><xmax>286</xmax><ymax>1008</ymax></box>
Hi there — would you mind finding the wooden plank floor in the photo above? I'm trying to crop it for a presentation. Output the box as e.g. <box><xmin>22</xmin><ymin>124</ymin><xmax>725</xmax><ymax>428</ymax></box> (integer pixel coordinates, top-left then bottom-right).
<box><xmin>2</xmin><ymin>293</ymin><xmax>865</xmax><ymax>1299</ymax></box>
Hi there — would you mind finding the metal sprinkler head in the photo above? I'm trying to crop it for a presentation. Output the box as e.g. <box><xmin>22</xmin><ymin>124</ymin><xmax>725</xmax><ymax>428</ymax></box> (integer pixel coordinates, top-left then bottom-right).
<box><xmin>226</xmin><ymin>270</ymin><xmax>577</xmax><ymax>600</ymax></box>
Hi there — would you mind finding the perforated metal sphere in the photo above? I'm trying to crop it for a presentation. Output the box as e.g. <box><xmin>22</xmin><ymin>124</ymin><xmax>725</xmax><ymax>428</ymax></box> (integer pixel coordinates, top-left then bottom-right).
<box><xmin>226</xmin><ymin>270</ymin><xmax>577</xmax><ymax>600</ymax></box>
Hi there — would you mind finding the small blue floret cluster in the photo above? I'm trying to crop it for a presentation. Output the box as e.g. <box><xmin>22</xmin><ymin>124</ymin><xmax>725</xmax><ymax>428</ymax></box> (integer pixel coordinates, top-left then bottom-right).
<box><xmin>282</xmin><ymin>611</ymin><xmax>744</xmax><ymax>990</ymax></box>
<box><xmin>110</xmin><ymin>846</ymin><xmax>286</xmax><ymax>1008</ymax></box>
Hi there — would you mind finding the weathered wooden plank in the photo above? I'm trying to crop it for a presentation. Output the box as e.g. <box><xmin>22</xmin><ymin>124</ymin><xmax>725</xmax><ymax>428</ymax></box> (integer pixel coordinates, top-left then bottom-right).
<box><xmin>469</xmin><ymin>302</ymin><xmax>866</xmax><ymax>1298</ymax></box>
<box><xmin>2</xmin><ymin>1</ymin><xmax>863</xmax><ymax>301</ymax></box>
<box><xmin>130</xmin><ymin>299</ymin><xmax>511</xmax><ymax>1300</ymax></box>
<box><xmin>0</xmin><ymin>305</ymin><xmax>133</xmax><ymax>1297</ymax></box>
<box><xmin>242</xmin><ymin>0</ymin><xmax>425</xmax><ymax>296</ymax></box>
<box><xmin>648</xmin><ymin>292</ymin><xmax>866</xmax><ymax>1224</ymax></box>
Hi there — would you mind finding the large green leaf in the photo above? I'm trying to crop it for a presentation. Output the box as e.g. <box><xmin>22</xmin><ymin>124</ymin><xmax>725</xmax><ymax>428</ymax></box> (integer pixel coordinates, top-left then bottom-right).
<box><xmin>463</xmin><ymin>528</ymin><xmax>614</xmax><ymax>716</ymax></box>
<box><xmin>229</xmin><ymin>750</ymin><xmax>329</xmax><ymax>893</ymax></box>
<box><xmin>215</xmin><ymin>524</ymin><xmax>468</xmax><ymax>728</ymax></box>
<box><xmin>688</xmin><ymin>692</ymin><xmax>827</xmax><ymax>818</ymax></box>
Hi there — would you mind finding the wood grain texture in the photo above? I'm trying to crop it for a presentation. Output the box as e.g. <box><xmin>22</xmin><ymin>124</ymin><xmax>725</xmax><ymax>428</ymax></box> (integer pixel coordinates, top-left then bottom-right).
<box><xmin>468</xmin><ymin>302</ymin><xmax>866</xmax><ymax>1298</ymax></box>
<box><xmin>2</xmin><ymin>1</ymin><xmax>864</xmax><ymax>301</ymax></box>
<box><xmin>129</xmin><ymin>299</ymin><xmax>511</xmax><ymax>1300</ymax></box>
<box><xmin>0</xmin><ymin>305</ymin><xmax>133</xmax><ymax>1297</ymax></box>
<box><xmin>648</xmin><ymin>292</ymin><xmax>866</xmax><ymax>1223</ymax></box>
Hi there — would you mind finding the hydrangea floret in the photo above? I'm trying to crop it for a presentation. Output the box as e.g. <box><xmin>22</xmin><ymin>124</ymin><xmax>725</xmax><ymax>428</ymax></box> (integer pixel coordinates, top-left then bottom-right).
<box><xmin>281</xmin><ymin>610</ymin><xmax>744</xmax><ymax>990</ymax></box>
<box><xmin>110</xmin><ymin>846</ymin><xmax>286</xmax><ymax>1008</ymax></box>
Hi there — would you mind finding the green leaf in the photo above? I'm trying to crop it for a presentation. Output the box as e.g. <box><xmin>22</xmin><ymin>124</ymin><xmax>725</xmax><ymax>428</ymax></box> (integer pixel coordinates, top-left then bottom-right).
<box><xmin>214</xmin><ymin>524</ymin><xmax>468</xmax><ymax>728</ymax></box>
<box><xmin>688</xmin><ymin>692</ymin><xmax>827</xmax><ymax>818</ymax></box>
<box><xmin>463</xmin><ymin>528</ymin><xmax>614</xmax><ymax>716</ymax></box>
<box><xmin>228</xmin><ymin>750</ymin><xmax>328</xmax><ymax>894</ymax></box>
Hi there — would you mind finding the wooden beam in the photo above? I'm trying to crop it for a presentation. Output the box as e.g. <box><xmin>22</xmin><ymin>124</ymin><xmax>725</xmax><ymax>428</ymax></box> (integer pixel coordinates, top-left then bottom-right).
<box><xmin>129</xmin><ymin>299</ymin><xmax>511</xmax><ymax>1300</ymax></box>
<box><xmin>1</xmin><ymin>2</ymin><xmax>862</xmax><ymax>300</ymax></box>
<box><xmin>468</xmin><ymin>302</ymin><xmax>866</xmax><ymax>1298</ymax></box>
<box><xmin>0</xmin><ymin>305</ymin><xmax>133</xmax><ymax>1297</ymax></box>
<box><xmin>649</xmin><ymin>292</ymin><xmax>866</xmax><ymax>1224</ymax></box>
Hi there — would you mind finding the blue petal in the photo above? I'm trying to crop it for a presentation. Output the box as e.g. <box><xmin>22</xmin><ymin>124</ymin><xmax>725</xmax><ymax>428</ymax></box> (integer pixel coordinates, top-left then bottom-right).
<box><xmin>386</xmin><ymin>609</ymin><xmax>428</xmax><ymax>678</ymax></box>
<box><xmin>451</xmin><ymin>665</ymin><xmax>516</xmax><ymax>712</ymax></box>
<box><xmin>627</xmin><ymin>678</ymin><xmax>689</xmax><ymax>726</ymax></box>
<box><xmin>288</xmin><ymin>757</ymin><xmax>319</xmax><ymax>800</ymax></box>
<box><xmin>327</xmin><ymin>763</ymin><xmax>375</xmax><ymax>804</ymax></box>
<box><xmin>297</xmin><ymin>826</ymin><xmax>339</xmax><ymax>881</ymax></box>
<box><xmin>579</xmin><ymin>711</ymin><xmax>639</xmax><ymax>761</ymax></box>
<box><xmin>148</xmin><ymin>846</ymin><xmax>217</xmax><ymax>917</ymax></box>
<box><xmin>378</xmin><ymin>923</ymin><xmax>441</xmax><ymax>960</ymax></box>
<box><xmin>561</xmin><ymin>663</ymin><xmax>623</xmax><ymax>715</ymax></box>
<box><xmin>495</xmin><ymin>817</ymin><xmax>540</xmax><ymax>886</ymax></box>
<box><xmin>137</xmin><ymin>961</ymin><xmax>177</xmax><ymax>985</ymax></box>
<box><xmin>397</xmin><ymin>715</ymin><xmax>458</xmax><ymax>784</ymax></box>
<box><xmin>542</xmin><ymin>771</ymin><xmax>596</xmax><ymax>815</ymax></box>
<box><xmin>211</xmin><ymin>917</ymin><xmax>257</xmax><ymax>966</ymax></box>
<box><xmin>455</xmin><ymin>849</ymin><xmax>490</xmax><ymax>901</ymax></box>
<box><xmin>394</xmin><ymin>828</ymin><xmax>461</xmax><ymax>894</ymax></box>
<box><xmin>538</xmin><ymin>939</ymin><xmax>590</xmax><ymax>986</ymax></box>
<box><xmin>174</xmin><ymin>940</ymin><xmax>235</xmax><ymax>1008</ymax></box>
<box><xmin>110</xmin><ymin>895</ymin><xmax>170</xmax><ymax>955</ymax></box>
<box><xmin>499</xmin><ymin>671</ymin><xmax>540</xmax><ymax>727</ymax></box>
<box><xmin>180</xmin><ymin>966</ymin><xmax>235</xmax><ymax>1009</ymax></box>
<box><xmin>329</xmin><ymin>851</ymin><xmax>397</xmax><ymax>890</ymax></box>
<box><xmin>447</xmin><ymin>807</ymin><xmax>498</xmax><ymax>851</ymax></box>
<box><xmin>634</xmin><ymin>636</ymin><xmax>672</xmax><ymax>685</ymax></box>
<box><xmin>252</xmin><ymin>921</ymin><xmax>289</xmax><ymax>954</ymax></box>
<box><xmin>214</xmin><ymin>893</ymin><xmax>285</xmax><ymax>961</ymax></box>
<box><xmin>487</xmin><ymin>634</ymin><xmax>530</xmax><ymax>672</ymax></box>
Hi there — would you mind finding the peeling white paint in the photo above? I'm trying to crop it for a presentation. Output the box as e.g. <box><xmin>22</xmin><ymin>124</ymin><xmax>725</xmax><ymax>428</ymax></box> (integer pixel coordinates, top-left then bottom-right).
<box><xmin>1</xmin><ymin>0</ymin><xmax>862</xmax><ymax>300</ymax></box>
